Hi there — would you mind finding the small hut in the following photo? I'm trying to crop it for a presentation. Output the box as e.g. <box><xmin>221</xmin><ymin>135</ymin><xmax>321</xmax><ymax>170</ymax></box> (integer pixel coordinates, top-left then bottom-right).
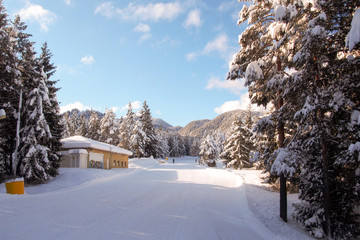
<box><xmin>58</xmin><ymin>136</ymin><xmax>132</xmax><ymax>169</ymax></box>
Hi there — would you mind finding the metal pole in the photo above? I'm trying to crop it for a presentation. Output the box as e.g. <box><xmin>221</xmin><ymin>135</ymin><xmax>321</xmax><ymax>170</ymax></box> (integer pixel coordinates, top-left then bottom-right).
<box><xmin>13</xmin><ymin>88</ymin><xmax>22</xmax><ymax>178</ymax></box>
<box><xmin>277</xmin><ymin>56</ymin><xmax>287</xmax><ymax>222</ymax></box>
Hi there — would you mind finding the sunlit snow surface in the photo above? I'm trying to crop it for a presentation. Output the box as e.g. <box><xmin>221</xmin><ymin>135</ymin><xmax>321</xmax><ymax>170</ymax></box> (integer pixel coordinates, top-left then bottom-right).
<box><xmin>0</xmin><ymin>157</ymin><xmax>313</xmax><ymax>240</ymax></box>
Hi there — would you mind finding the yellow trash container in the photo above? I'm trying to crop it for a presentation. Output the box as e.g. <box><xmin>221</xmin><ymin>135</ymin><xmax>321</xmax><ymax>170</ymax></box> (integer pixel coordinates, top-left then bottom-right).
<box><xmin>5</xmin><ymin>178</ymin><xmax>24</xmax><ymax>195</ymax></box>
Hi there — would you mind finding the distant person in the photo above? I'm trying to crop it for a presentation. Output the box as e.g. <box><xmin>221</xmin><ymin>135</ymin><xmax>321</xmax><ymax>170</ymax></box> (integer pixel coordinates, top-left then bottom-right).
<box><xmin>195</xmin><ymin>158</ymin><xmax>197</xmax><ymax>164</ymax></box>
<box><xmin>173</xmin><ymin>159</ymin><xmax>175</xmax><ymax>164</ymax></box>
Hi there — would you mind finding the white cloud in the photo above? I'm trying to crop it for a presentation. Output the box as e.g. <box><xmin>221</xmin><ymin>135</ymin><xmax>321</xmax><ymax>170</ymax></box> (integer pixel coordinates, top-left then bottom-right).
<box><xmin>80</xmin><ymin>55</ymin><xmax>95</xmax><ymax>65</ymax></box>
<box><xmin>214</xmin><ymin>92</ymin><xmax>268</xmax><ymax>115</ymax></box>
<box><xmin>134</xmin><ymin>23</ymin><xmax>151</xmax><ymax>33</ymax></box>
<box><xmin>95</xmin><ymin>2</ymin><xmax>183</xmax><ymax>22</ymax></box>
<box><xmin>206</xmin><ymin>77</ymin><xmax>246</xmax><ymax>95</ymax></box>
<box><xmin>134</xmin><ymin>23</ymin><xmax>151</xmax><ymax>43</ymax></box>
<box><xmin>64</xmin><ymin>0</ymin><xmax>72</xmax><ymax>6</ymax></box>
<box><xmin>214</xmin><ymin>100</ymin><xmax>243</xmax><ymax>115</ymax></box>
<box><xmin>121</xmin><ymin>100</ymin><xmax>142</xmax><ymax>111</ymax></box>
<box><xmin>110</xmin><ymin>106</ymin><xmax>119</xmax><ymax>113</ymax></box>
<box><xmin>186</xmin><ymin>33</ymin><xmax>236</xmax><ymax>62</ymax></box>
<box><xmin>218</xmin><ymin>1</ymin><xmax>237</xmax><ymax>12</ymax></box>
<box><xmin>18</xmin><ymin>3</ymin><xmax>57</xmax><ymax>32</ymax></box>
<box><xmin>184</xmin><ymin>9</ymin><xmax>202</xmax><ymax>29</ymax></box>
<box><xmin>152</xmin><ymin>36</ymin><xmax>180</xmax><ymax>48</ymax></box>
<box><xmin>203</xmin><ymin>33</ymin><xmax>229</xmax><ymax>55</ymax></box>
<box><xmin>95</xmin><ymin>2</ymin><xmax>115</xmax><ymax>18</ymax></box>
<box><xmin>139</xmin><ymin>33</ymin><xmax>152</xmax><ymax>43</ymax></box>
<box><xmin>60</xmin><ymin>101</ymin><xmax>91</xmax><ymax>113</ymax></box>
<box><xmin>186</xmin><ymin>52</ymin><xmax>197</xmax><ymax>61</ymax></box>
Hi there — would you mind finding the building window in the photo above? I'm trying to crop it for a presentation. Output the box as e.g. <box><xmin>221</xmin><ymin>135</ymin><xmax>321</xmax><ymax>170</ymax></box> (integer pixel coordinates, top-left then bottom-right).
<box><xmin>121</xmin><ymin>161</ymin><xmax>123</xmax><ymax>168</ymax></box>
<box><xmin>117</xmin><ymin>161</ymin><xmax>120</xmax><ymax>167</ymax></box>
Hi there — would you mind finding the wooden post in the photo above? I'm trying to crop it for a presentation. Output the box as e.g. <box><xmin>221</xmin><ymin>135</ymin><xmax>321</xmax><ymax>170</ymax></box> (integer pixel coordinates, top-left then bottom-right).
<box><xmin>277</xmin><ymin>56</ymin><xmax>287</xmax><ymax>222</ymax></box>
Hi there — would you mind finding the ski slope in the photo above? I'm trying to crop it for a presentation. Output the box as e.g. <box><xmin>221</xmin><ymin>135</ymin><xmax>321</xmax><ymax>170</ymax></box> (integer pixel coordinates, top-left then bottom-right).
<box><xmin>0</xmin><ymin>157</ymin><xmax>312</xmax><ymax>240</ymax></box>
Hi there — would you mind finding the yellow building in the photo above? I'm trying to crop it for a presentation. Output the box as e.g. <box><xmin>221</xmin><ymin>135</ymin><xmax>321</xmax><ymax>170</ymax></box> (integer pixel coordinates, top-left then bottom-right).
<box><xmin>59</xmin><ymin>136</ymin><xmax>132</xmax><ymax>169</ymax></box>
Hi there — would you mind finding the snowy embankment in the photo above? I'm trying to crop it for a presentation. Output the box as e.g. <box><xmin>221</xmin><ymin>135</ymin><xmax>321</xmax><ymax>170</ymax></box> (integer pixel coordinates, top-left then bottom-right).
<box><xmin>0</xmin><ymin>157</ymin><xmax>313</xmax><ymax>240</ymax></box>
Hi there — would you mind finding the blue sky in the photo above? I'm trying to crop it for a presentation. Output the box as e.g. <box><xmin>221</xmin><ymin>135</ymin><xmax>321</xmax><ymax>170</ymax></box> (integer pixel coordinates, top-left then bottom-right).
<box><xmin>4</xmin><ymin>0</ymin><xmax>251</xmax><ymax>127</ymax></box>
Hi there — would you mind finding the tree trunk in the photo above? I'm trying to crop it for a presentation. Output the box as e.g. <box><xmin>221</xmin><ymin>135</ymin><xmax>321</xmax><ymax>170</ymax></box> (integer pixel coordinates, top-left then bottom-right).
<box><xmin>321</xmin><ymin>138</ymin><xmax>332</xmax><ymax>238</ymax></box>
<box><xmin>314</xmin><ymin>56</ymin><xmax>331</xmax><ymax>238</ymax></box>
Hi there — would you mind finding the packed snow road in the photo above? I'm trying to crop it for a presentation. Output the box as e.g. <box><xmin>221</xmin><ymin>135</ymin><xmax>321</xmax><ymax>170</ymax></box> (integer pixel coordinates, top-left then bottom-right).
<box><xmin>1</xmin><ymin>157</ymin><xmax>280</xmax><ymax>240</ymax></box>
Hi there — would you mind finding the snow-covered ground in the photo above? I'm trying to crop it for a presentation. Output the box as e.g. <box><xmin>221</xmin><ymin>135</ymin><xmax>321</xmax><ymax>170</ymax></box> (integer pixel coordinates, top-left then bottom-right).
<box><xmin>0</xmin><ymin>157</ymin><xmax>313</xmax><ymax>240</ymax></box>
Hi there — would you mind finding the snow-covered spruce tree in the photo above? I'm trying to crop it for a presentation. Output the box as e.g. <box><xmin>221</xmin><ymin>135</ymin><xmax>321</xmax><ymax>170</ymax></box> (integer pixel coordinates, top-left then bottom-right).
<box><xmin>289</xmin><ymin>2</ymin><xmax>360</xmax><ymax>238</ymax></box>
<box><xmin>214</xmin><ymin>130</ymin><xmax>226</xmax><ymax>157</ymax></box>
<box><xmin>0</xmin><ymin>3</ymin><xmax>21</xmax><ymax>180</ymax></box>
<box><xmin>154</xmin><ymin>128</ymin><xmax>169</xmax><ymax>158</ymax></box>
<box><xmin>228</xmin><ymin>0</ymin><xmax>310</xmax><ymax>227</ymax></box>
<box><xmin>37</xmin><ymin>42</ymin><xmax>62</xmax><ymax>176</ymax></box>
<box><xmin>17</xmin><ymin>37</ymin><xmax>55</xmax><ymax>183</ymax></box>
<box><xmin>60</xmin><ymin>112</ymin><xmax>71</xmax><ymax>138</ymax></box>
<box><xmin>68</xmin><ymin>109</ymin><xmax>80</xmax><ymax>136</ymax></box>
<box><xmin>100</xmin><ymin>109</ymin><xmax>119</xmax><ymax>146</ymax></box>
<box><xmin>139</xmin><ymin>101</ymin><xmax>159</xmax><ymax>158</ymax></box>
<box><xmin>252</xmin><ymin>113</ymin><xmax>278</xmax><ymax>180</ymax></box>
<box><xmin>167</xmin><ymin>133</ymin><xmax>182</xmax><ymax>157</ymax></box>
<box><xmin>221</xmin><ymin>117</ymin><xmax>253</xmax><ymax>169</ymax></box>
<box><xmin>76</xmin><ymin>113</ymin><xmax>88</xmax><ymax>136</ymax></box>
<box><xmin>130</xmin><ymin>119</ymin><xmax>147</xmax><ymax>158</ymax></box>
<box><xmin>229</xmin><ymin>0</ymin><xmax>360</xmax><ymax>238</ymax></box>
<box><xmin>190</xmin><ymin>137</ymin><xmax>201</xmax><ymax>156</ymax></box>
<box><xmin>199</xmin><ymin>134</ymin><xmax>218</xmax><ymax>167</ymax></box>
<box><xmin>86</xmin><ymin>110</ymin><xmax>101</xmax><ymax>141</ymax></box>
<box><xmin>118</xmin><ymin>102</ymin><xmax>135</xmax><ymax>151</ymax></box>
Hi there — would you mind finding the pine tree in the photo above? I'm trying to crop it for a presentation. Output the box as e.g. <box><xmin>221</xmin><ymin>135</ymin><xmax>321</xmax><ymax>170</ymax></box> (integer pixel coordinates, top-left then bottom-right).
<box><xmin>60</xmin><ymin>112</ymin><xmax>71</xmax><ymax>138</ymax></box>
<box><xmin>155</xmin><ymin>129</ymin><xmax>169</xmax><ymax>158</ymax></box>
<box><xmin>86</xmin><ymin>110</ymin><xmax>100</xmax><ymax>141</ymax></box>
<box><xmin>100</xmin><ymin>109</ymin><xmax>119</xmax><ymax>145</ymax></box>
<box><xmin>0</xmin><ymin>2</ymin><xmax>20</xmax><ymax>179</ymax></box>
<box><xmin>118</xmin><ymin>102</ymin><xmax>135</xmax><ymax>150</ymax></box>
<box><xmin>0</xmin><ymin>7</ymin><xmax>62</xmax><ymax>183</ymax></box>
<box><xmin>68</xmin><ymin>109</ymin><xmax>80</xmax><ymax>136</ymax></box>
<box><xmin>221</xmin><ymin>117</ymin><xmax>252</xmax><ymax>169</ymax></box>
<box><xmin>76</xmin><ymin>113</ymin><xmax>88</xmax><ymax>136</ymax></box>
<box><xmin>289</xmin><ymin>2</ymin><xmax>360</xmax><ymax>238</ymax></box>
<box><xmin>37</xmin><ymin>42</ymin><xmax>62</xmax><ymax>177</ymax></box>
<box><xmin>229</xmin><ymin>0</ymin><xmax>360</xmax><ymax>238</ymax></box>
<box><xmin>252</xmin><ymin>113</ymin><xmax>277</xmax><ymax>175</ymax></box>
<box><xmin>199</xmin><ymin>134</ymin><xmax>217</xmax><ymax>167</ymax></box>
<box><xmin>17</xmin><ymin>38</ymin><xmax>54</xmax><ymax>183</ymax></box>
<box><xmin>190</xmin><ymin>137</ymin><xmax>201</xmax><ymax>156</ymax></box>
<box><xmin>130</xmin><ymin>120</ymin><xmax>147</xmax><ymax>158</ymax></box>
<box><xmin>139</xmin><ymin>101</ymin><xmax>158</xmax><ymax>158</ymax></box>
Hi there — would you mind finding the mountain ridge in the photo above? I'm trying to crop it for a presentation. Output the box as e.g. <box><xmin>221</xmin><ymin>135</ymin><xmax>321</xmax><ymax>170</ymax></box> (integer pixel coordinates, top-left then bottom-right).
<box><xmin>178</xmin><ymin>109</ymin><xmax>250</xmax><ymax>138</ymax></box>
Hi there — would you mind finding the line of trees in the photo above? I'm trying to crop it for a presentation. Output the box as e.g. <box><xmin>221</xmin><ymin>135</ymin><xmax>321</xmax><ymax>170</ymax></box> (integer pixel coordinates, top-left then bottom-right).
<box><xmin>0</xmin><ymin>1</ymin><xmax>63</xmax><ymax>184</ymax></box>
<box><xmin>61</xmin><ymin>101</ymin><xmax>195</xmax><ymax>159</ymax></box>
<box><xmin>227</xmin><ymin>1</ymin><xmax>360</xmax><ymax>239</ymax></box>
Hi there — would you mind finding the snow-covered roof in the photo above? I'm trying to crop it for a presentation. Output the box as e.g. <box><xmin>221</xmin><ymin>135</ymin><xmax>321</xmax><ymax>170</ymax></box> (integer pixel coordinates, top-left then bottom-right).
<box><xmin>61</xmin><ymin>136</ymin><xmax>132</xmax><ymax>156</ymax></box>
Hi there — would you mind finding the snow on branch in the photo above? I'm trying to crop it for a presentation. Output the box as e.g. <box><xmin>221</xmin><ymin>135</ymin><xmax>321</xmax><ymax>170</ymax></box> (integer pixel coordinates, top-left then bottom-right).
<box><xmin>346</xmin><ymin>8</ymin><xmax>360</xmax><ymax>51</ymax></box>
<box><xmin>270</xmin><ymin>148</ymin><xmax>297</xmax><ymax>177</ymax></box>
<box><xmin>245</xmin><ymin>61</ymin><xmax>263</xmax><ymax>80</ymax></box>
